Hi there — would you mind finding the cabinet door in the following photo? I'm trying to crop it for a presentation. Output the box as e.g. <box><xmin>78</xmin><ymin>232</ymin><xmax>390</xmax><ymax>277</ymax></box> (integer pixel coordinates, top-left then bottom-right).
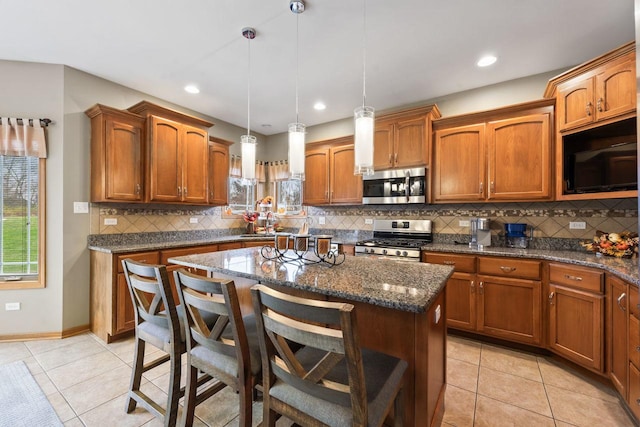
<box><xmin>487</xmin><ymin>114</ymin><xmax>551</xmax><ymax>201</ymax></box>
<box><xmin>104</xmin><ymin>118</ymin><xmax>144</xmax><ymax>201</ymax></box>
<box><xmin>608</xmin><ymin>276</ymin><xmax>628</xmax><ymax>397</ymax></box>
<box><xmin>303</xmin><ymin>148</ymin><xmax>330</xmax><ymax>205</ymax></box>
<box><xmin>596</xmin><ymin>56</ymin><xmax>636</xmax><ymax>122</ymax></box>
<box><xmin>330</xmin><ymin>144</ymin><xmax>362</xmax><ymax>204</ymax></box>
<box><xmin>373</xmin><ymin>120</ymin><xmax>394</xmax><ymax>170</ymax></box>
<box><xmin>629</xmin><ymin>362</ymin><xmax>640</xmax><ymax>420</ymax></box>
<box><xmin>477</xmin><ymin>275</ymin><xmax>542</xmax><ymax>345</ymax></box>
<box><xmin>181</xmin><ymin>125</ymin><xmax>209</xmax><ymax>204</ymax></box>
<box><xmin>394</xmin><ymin>116</ymin><xmax>427</xmax><ymax>168</ymax></box>
<box><xmin>557</xmin><ymin>78</ymin><xmax>594</xmax><ymax>131</ymax></box>
<box><xmin>548</xmin><ymin>284</ymin><xmax>604</xmax><ymax>371</ymax></box>
<box><xmin>433</xmin><ymin>124</ymin><xmax>486</xmax><ymax>202</ymax></box>
<box><xmin>115</xmin><ymin>273</ymin><xmax>136</xmax><ymax>334</ymax></box>
<box><xmin>445</xmin><ymin>272</ymin><xmax>476</xmax><ymax>331</ymax></box>
<box><xmin>149</xmin><ymin>116</ymin><xmax>181</xmax><ymax>202</ymax></box>
<box><xmin>208</xmin><ymin>141</ymin><xmax>229</xmax><ymax>205</ymax></box>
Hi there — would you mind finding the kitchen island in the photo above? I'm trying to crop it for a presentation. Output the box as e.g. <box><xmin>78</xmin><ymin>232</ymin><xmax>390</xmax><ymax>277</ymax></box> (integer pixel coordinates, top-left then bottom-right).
<box><xmin>169</xmin><ymin>247</ymin><xmax>453</xmax><ymax>427</ymax></box>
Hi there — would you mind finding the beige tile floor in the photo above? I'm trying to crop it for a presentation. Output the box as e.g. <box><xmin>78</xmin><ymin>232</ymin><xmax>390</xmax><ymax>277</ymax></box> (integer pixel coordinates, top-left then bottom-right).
<box><xmin>444</xmin><ymin>335</ymin><xmax>637</xmax><ymax>427</ymax></box>
<box><xmin>0</xmin><ymin>331</ymin><xmax>637</xmax><ymax>426</ymax></box>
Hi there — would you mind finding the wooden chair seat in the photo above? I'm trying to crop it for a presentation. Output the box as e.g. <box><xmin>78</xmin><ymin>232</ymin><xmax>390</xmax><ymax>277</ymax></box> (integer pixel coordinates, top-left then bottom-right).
<box><xmin>251</xmin><ymin>284</ymin><xmax>408</xmax><ymax>427</ymax></box>
<box><xmin>174</xmin><ymin>269</ymin><xmax>261</xmax><ymax>427</ymax></box>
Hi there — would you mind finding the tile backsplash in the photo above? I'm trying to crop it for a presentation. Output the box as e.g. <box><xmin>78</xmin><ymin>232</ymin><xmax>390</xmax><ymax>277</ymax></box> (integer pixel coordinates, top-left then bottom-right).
<box><xmin>91</xmin><ymin>198</ymin><xmax>638</xmax><ymax>242</ymax></box>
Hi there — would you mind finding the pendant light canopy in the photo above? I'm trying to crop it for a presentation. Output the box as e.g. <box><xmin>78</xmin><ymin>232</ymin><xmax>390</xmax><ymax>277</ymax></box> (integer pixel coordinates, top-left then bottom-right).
<box><xmin>288</xmin><ymin>0</ymin><xmax>306</xmax><ymax>181</ymax></box>
<box><xmin>241</xmin><ymin>26</ymin><xmax>257</xmax><ymax>186</ymax></box>
<box><xmin>354</xmin><ymin>0</ymin><xmax>374</xmax><ymax>176</ymax></box>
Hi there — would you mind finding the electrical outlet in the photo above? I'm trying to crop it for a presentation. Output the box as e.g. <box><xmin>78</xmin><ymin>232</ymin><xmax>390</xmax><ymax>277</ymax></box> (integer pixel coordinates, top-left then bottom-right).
<box><xmin>73</xmin><ymin>201</ymin><xmax>89</xmax><ymax>214</ymax></box>
<box><xmin>459</xmin><ymin>220</ymin><xmax>470</xmax><ymax>227</ymax></box>
<box><xmin>318</xmin><ymin>216</ymin><xmax>326</xmax><ymax>225</ymax></box>
<box><xmin>5</xmin><ymin>302</ymin><xmax>20</xmax><ymax>311</ymax></box>
<box><xmin>365</xmin><ymin>218</ymin><xmax>373</xmax><ymax>225</ymax></box>
<box><xmin>104</xmin><ymin>218</ymin><xmax>118</xmax><ymax>226</ymax></box>
<box><xmin>569</xmin><ymin>221</ymin><xmax>586</xmax><ymax>230</ymax></box>
<box><xmin>189</xmin><ymin>217</ymin><xmax>198</xmax><ymax>224</ymax></box>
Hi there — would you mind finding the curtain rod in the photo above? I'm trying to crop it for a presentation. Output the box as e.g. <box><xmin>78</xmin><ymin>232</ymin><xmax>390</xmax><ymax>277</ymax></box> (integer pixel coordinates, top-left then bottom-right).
<box><xmin>1</xmin><ymin>118</ymin><xmax>52</xmax><ymax>126</ymax></box>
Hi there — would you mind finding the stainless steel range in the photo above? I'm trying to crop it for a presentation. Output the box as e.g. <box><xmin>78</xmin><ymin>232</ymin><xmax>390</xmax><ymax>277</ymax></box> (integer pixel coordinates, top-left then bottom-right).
<box><xmin>355</xmin><ymin>219</ymin><xmax>432</xmax><ymax>261</ymax></box>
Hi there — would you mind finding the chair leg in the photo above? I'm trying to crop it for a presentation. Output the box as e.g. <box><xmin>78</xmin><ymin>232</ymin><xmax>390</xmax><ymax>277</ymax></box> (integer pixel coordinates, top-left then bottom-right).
<box><xmin>125</xmin><ymin>337</ymin><xmax>146</xmax><ymax>413</ymax></box>
<box><xmin>181</xmin><ymin>364</ymin><xmax>199</xmax><ymax>427</ymax></box>
<box><xmin>393</xmin><ymin>387</ymin><xmax>404</xmax><ymax>427</ymax></box>
<box><xmin>164</xmin><ymin>345</ymin><xmax>182</xmax><ymax>427</ymax></box>
<box><xmin>262</xmin><ymin>395</ymin><xmax>277</xmax><ymax>427</ymax></box>
<box><xmin>238</xmin><ymin>377</ymin><xmax>253</xmax><ymax>427</ymax></box>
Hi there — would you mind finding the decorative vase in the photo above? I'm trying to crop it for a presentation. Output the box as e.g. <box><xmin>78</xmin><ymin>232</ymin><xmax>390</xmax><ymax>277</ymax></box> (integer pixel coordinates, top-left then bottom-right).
<box><xmin>246</xmin><ymin>222</ymin><xmax>255</xmax><ymax>234</ymax></box>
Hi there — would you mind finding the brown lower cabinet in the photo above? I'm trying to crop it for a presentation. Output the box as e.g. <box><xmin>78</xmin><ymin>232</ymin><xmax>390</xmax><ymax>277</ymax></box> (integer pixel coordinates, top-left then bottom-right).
<box><xmin>91</xmin><ymin>240</ymin><xmax>271</xmax><ymax>343</ymax></box>
<box><xmin>607</xmin><ymin>275</ymin><xmax>628</xmax><ymax>397</ymax></box>
<box><xmin>629</xmin><ymin>285</ymin><xmax>640</xmax><ymax>419</ymax></box>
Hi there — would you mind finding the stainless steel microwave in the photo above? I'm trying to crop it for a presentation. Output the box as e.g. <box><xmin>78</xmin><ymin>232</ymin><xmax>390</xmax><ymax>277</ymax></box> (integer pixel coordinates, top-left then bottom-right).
<box><xmin>362</xmin><ymin>167</ymin><xmax>426</xmax><ymax>204</ymax></box>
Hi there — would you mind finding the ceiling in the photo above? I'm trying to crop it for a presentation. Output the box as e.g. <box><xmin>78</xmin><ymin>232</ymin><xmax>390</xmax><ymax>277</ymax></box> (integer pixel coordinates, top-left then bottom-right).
<box><xmin>0</xmin><ymin>1</ymin><xmax>634</xmax><ymax>135</ymax></box>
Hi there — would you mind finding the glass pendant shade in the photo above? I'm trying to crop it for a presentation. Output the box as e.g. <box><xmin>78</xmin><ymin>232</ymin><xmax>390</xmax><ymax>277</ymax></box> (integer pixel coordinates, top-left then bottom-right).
<box><xmin>240</xmin><ymin>134</ymin><xmax>257</xmax><ymax>185</ymax></box>
<box><xmin>354</xmin><ymin>106</ymin><xmax>375</xmax><ymax>175</ymax></box>
<box><xmin>288</xmin><ymin>123</ymin><xmax>306</xmax><ymax>180</ymax></box>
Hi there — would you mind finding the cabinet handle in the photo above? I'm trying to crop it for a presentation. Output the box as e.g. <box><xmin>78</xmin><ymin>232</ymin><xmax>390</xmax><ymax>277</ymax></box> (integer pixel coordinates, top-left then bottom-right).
<box><xmin>135</xmin><ymin>184</ymin><xmax>141</xmax><ymax>195</ymax></box>
<box><xmin>597</xmin><ymin>97</ymin><xmax>603</xmax><ymax>112</ymax></box>
<box><xmin>443</xmin><ymin>261</ymin><xmax>456</xmax><ymax>265</ymax></box>
<box><xmin>388</xmin><ymin>154</ymin><xmax>392</xmax><ymax>165</ymax></box>
<box><xmin>183</xmin><ymin>187</ymin><xmax>187</xmax><ymax>196</ymax></box>
<box><xmin>500</xmin><ymin>266</ymin><xmax>516</xmax><ymax>273</ymax></box>
<box><xmin>636</xmin><ymin>399</ymin><xmax>640</xmax><ymax>406</ymax></box>
<box><xmin>470</xmin><ymin>281</ymin><xmax>475</xmax><ymax>293</ymax></box>
<box><xmin>479</xmin><ymin>182</ymin><xmax>483</xmax><ymax>194</ymax></box>
<box><xmin>479</xmin><ymin>281</ymin><xmax>484</xmax><ymax>295</ymax></box>
<box><xmin>394</xmin><ymin>153</ymin><xmax>398</xmax><ymax>163</ymax></box>
<box><xmin>617</xmin><ymin>292</ymin><xmax>627</xmax><ymax>311</ymax></box>
<box><xmin>490</xmin><ymin>181</ymin><xmax>495</xmax><ymax>193</ymax></box>
<box><xmin>586</xmin><ymin>102</ymin><xmax>592</xmax><ymax>116</ymax></box>
<box><xmin>549</xmin><ymin>291</ymin><xmax>555</xmax><ymax>305</ymax></box>
<box><xmin>177</xmin><ymin>187</ymin><xmax>182</xmax><ymax>196</ymax></box>
<box><xmin>636</xmin><ymin>345</ymin><xmax>640</xmax><ymax>353</ymax></box>
<box><xmin>564</xmin><ymin>274</ymin><xmax>582</xmax><ymax>281</ymax></box>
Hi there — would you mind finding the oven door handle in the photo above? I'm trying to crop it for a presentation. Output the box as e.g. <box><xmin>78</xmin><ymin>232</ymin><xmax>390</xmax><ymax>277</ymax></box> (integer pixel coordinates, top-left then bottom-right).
<box><xmin>405</xmin><ymin>171</ymin><xmax>411</xmax><ymax>203</ymax></box>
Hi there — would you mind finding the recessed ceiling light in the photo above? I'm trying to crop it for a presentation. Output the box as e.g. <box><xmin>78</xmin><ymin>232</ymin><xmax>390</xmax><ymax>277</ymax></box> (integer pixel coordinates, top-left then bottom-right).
<box><xmin>261</xmin><ymin>124</ymin><xmax>272</xmax><ymax>128</ymax></box>
<box><xmin>184</xmin><ymin>85</ymin><xmax>200</xmax><ymax>94</ymax></box>
<box><xmin>477</xmin><ymin>55</ymin><xmax>497</xmax><ymax>67</ymax></box>
<box><xmin>314</xmin><ymin>101</ymin><xmax>326</xmax><ymax>111</ymax></box>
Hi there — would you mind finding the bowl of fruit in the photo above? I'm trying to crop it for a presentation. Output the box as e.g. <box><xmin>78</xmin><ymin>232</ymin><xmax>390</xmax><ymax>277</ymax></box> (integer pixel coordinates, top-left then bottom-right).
<box><xmin>580</xmin><ymin>230</ymin><xmax>639</xmax><ymax>258</ymax></box>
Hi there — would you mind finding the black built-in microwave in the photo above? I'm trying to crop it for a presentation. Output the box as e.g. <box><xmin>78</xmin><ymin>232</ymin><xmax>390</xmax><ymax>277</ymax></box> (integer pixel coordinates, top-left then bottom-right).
<box><xmin>362</xmin><ymin>167</ymin><xmax>426</xmax><ymax>204</ymax></box>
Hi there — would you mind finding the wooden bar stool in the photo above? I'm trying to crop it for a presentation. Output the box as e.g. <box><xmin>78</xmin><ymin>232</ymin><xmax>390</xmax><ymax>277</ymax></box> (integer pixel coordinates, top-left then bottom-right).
<box><xmin>174</xmin><ymin>268</ymin><xmax>262</xmax><ymax>427</ymax></box>
<box><xmin>251</xmin><ymin>284</ymin><xmax>408</xmax><ymax>427</ymax></box>
<box><xmin>121</xmin><ymin>259</ymin><xmax>185</xmax><ymax>427</ymax></box>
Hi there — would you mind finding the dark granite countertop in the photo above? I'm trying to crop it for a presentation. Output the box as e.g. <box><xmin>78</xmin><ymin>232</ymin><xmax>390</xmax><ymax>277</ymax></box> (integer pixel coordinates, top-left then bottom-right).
<box><xmin>421</xmin><ymin>243</ymin><xmax>640</xmax><ymax>286</ymax></box>
<box><xmin>168</xmin><ymin>247</ymin><xmax>453</xmax><ymax>313</ymax></box>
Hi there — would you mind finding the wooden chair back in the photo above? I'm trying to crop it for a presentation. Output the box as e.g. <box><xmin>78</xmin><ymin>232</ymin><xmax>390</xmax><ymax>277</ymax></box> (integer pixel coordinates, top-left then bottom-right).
<box><xmin>174</xmin><ymin>269</ymin><xmax>251</xmax><ymax>384</ymax></box>
<box><xmin>251</xmin><ymin>284</ymin><xmax>368</xmax><ymax>424</ymax></box>
<box><xmin>121</xmin><ymin>259</ymin><xmax>180</xmax><ymax>342</ymax></box>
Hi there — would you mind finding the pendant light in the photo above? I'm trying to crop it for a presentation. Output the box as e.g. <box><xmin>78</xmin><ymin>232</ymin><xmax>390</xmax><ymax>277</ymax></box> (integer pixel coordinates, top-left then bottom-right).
<box><xmin>288</xmin><ymin>0</ymin><xmax>306</xmax><ymax>181</ymax></box>
<box><xmin>354</xmin><ymin>0</ymin><xmax>374</xmax><ymax>176</ymax></box>
<box><xmin>240</xmin><ymin>26</ymin><xmax>257</xmax><ymax>186</ymax></box>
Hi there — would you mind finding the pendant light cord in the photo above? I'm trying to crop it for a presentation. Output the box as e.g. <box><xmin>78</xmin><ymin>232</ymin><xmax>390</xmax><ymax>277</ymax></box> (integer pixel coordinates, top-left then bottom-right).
<box><xmin>361</xmin><ymin>0</ymin><xmax>367</xmax><ymax>108</ymax></box>
<box><xmin>295</xmin><ymin>11</ymin><xmax>300</xmax><ymax>123</ymax></box>
<box><xmin>247</xmin><ymin>33</ymin><xmax>251</xmax><ymax>136</ymax></box>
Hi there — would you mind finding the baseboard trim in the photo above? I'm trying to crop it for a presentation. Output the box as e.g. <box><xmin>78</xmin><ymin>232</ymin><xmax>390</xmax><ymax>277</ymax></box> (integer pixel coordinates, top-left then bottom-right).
<box><xmin>0</xmin><ymin>324</ymin><xmax>90</xmax><ymax>342</ymax></box>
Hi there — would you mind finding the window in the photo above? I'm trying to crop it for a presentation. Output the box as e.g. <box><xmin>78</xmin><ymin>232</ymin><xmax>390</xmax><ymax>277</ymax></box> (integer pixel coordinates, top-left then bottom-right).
<box><xmin>227</xmin><ymin>177</ymin><xmax>256</xmax><ymax>214</ymax></box>
<box><xmin>0</xmin><ymin>156</ymin><xmax>45</xmax><ymax>288</ymax></box>
<box><xmin>276</xmin><ymin>179</ymin><xmax>303</xmax><ymax>215</ymax></box>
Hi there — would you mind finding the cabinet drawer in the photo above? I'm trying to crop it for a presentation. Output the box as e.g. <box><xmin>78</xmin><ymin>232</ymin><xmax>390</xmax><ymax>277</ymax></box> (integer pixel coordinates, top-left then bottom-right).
<box><xmin>631</xmin><ymin>314</ymin><xmax>640</xmax><ymax>369</ymax></box>
<box><xmin>549</xmin><ymin>263</ymin><xmax>603</xmax><ymax>293</ymax></box>
<box><xmin>423</xmin><ymin>253</ymin><xmax>476</xmax><ymax>273</ymax></box>
<box><xmin>160</xmin><ymin>245</ymin><xmax>218</xmax><ymax>264</ymax></box>
<box><xmin>478</xmin><ymin>257</ymin><xmax>541</xmax><ymax>280</ymax></box>
<box><xmin>117</xmin><ymin>251</ymin><xmax>160</xmax><ymax>273</ymax></box>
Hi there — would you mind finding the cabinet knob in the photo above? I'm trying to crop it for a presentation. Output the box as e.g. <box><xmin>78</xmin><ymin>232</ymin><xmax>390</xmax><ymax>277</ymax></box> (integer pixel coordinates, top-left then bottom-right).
<box><xmin>636</xmin><ymin>345</ymin><xmax>640</xmax><ymax>353</ymax></box>
<box><xmin>549</xmin><ymin>291</ymin><xmax>555</xmax><ymax>305</ymax></box>
<box><xmin>597</xmin><ymin>97</ymin><xmax>603</xmax><ymax>112</ymax></box>
<box><xmin>617</xmin><ymin>292</ymin><xmax>627</xmax><ymax>311</ymax></box>
<box><xmin>586</xmin><ymin>102</ymin><xmax>592</xmax><ymax>116</ymax></box>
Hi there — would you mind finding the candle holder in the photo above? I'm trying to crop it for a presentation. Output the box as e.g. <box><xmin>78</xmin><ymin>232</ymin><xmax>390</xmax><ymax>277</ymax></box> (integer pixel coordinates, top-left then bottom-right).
<box><xmin>260</xmin><ymin>233</ymin><xmax>346</xmax><ymax>267</ymax></box>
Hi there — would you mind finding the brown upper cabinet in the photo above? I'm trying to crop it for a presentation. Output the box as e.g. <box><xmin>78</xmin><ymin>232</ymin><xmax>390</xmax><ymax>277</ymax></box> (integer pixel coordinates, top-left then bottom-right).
<box><xmin>208</xmin><ymin>136</ymin><xmax>232</xmax><ymax>206</ymax></box>
<box><xmin>546</xmin><ymin>43</ymin><xmax>636</xmax><ymax>133</ymax></box>
<box><xmin>304</xmin><ymin>136</ymin><xmax>363</xmax><ymax>205</ymax></box>
<box><xmin>86</xmin><ymin>105</ymin><xmax>146</xmax><ymax>203</ymax></box>
<box><xmin>373</xmin><ymin>105</ymin><xmax>441</xmax><ymax>171</ymax></box>
<box><xmin>432</xmin><ymin>99</ymin><xmax>554</xmax><ymax>203</ymax></box>
<box><xmin>128</xmin><ymin>101</ymin><xmax>214</xmax><ymax>205</ymax></box>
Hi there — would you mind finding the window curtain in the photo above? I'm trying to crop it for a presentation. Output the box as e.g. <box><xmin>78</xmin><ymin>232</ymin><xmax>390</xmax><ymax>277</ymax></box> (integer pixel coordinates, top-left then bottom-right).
<box><xmin>0</xmin><ymin>118</ymin><xmax>47</xmax><ymax>158</ymax></box>
<box><xmin>229</xmin><ymin>155</ymin><xmax>268</xmax><ymax>183</ymax></box>
<box><xmin>268</xmin><ymin>160</ymin><xmax>290</xmax><ymax>182</ymax></box>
